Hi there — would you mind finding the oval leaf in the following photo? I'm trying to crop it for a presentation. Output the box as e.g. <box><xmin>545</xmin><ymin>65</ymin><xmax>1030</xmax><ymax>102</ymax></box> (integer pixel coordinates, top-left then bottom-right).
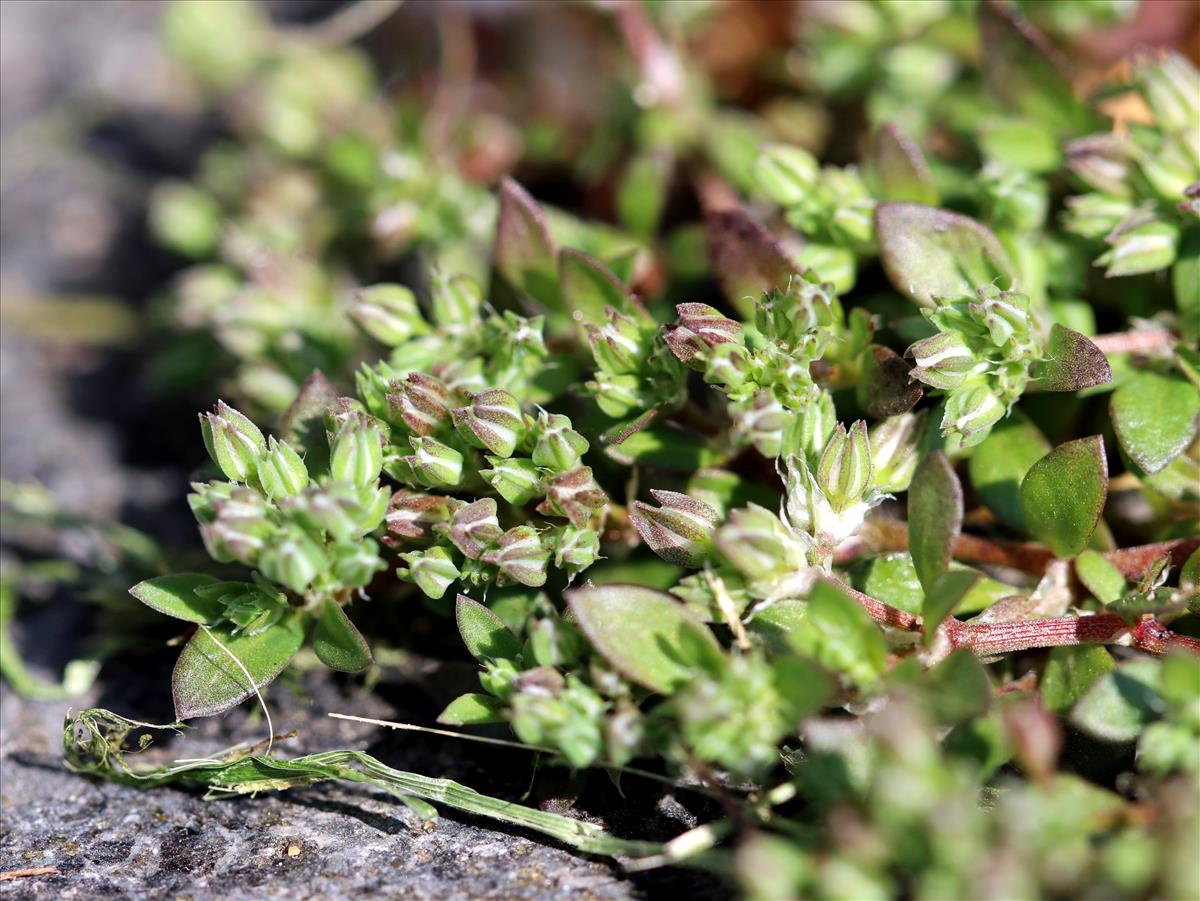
<box><xmin>789</xmin><ymin>581</ymin><xmax>887</xmax><ymax>688</ymax></box>
<box><xmin>566</xmin><ymin>583</ymin><xmax>720</xmax><ymax>693</ymax></box>
<box><xmin>967</xmin><ymin>411</ymin><xmax>1052</xmax><ymax>530</ymax></box>
<box><xmin>1031</xmin><ymin>324</ymin><xmax>1112</xmax><ymax>393</ymax></box>
<box><xmin>875</xmin><ymin>202</ymin><xmax>1016</xmax><ymax>307</ymax></box>
<box><xmin>437</xmin><ymin>693</ymin><xmax>505</xmax><ymax>726</ymax></box>
<box><xmin>1041</xmin><ymin>645</ymin><xmax>1115</xmax><ymax>715</ymax></box>
<box><xmin>908</xmin><ymin>451</ymin><xmax>963</xmax><ymax>592</ymax></box>
<box><xmin>1020</xmin><ymin>435</ymin><xmax>1108</xmax><ymax>558</ymax></box>
<box><xmin>705</xmin><ymin>208</ymin><xmax>803</xmax><ymax>317</ymax></box>
<box><xmin>312</xmin><ymin>598</ymin><xmax>372</xmax><ymax>673</ymax></box>
<box><xmin>456</xmin><ymin>594</ymin><xmax>522</xmax><ymax>663</ymax></box>
<box><xmin>1070</xmin><ymin>658</ymin><xmax>1161</xmax><ymax>744</ymax></box>
<box><xmin>558</xmin><ymin>248</ymin><xmax>640</xmax><ymax>326</ymax></box>
<box><xmin>172</xmin><ymin>612</ymin><xmax>306</xmax><ymax>720</ymax></box>
<box><xmin>130</xmin><ymin>573</ymin><xmax>221</xmax><ymax>624</ymax></box>
<box><xmin>1110</xmin><ymin>369</ymin><xmax>1200</xmax><ymax>475</ymax></box>
<box><xmin>867</xmin><ymin>123</ymin><xmax>938</xmax><ymax>205</ymax></box>
<box><xmin>858</xmin><ymin>344</ymin><xmax>923</xmax><ymax>418</ymax></box>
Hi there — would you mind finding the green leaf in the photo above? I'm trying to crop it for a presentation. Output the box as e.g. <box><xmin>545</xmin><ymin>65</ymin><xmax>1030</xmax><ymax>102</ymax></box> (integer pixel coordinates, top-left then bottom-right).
<box><xmin>1075</xmin><ymin>550</ymin><xmax>1126</xmax><ymax>604</ymax></box>
<box><xmin>1020</xmin><ymin>436</ymin><xmax>1108</xmax><ymax>558</ymax></box>
<box><xmin>968</xmin><ymin>412</ymin><xmax>1051</xmax><ymax>530</ymax></box>
<box><xmin>855</xmin><ymin>553</ymin><xmax>1009</xmax><ymax>616</ymax></box>
<box><xmin>455</xmin><ymin>595</ymin><xmax>522</xmax><ymax>663</ymax></box>
<box><xmin>1175</xmin><ymin>230</ymin><xmax>1200</xmax><ymax>342</ymax></box>
<box><xmin>603</xmin><ymin>425</ymin><xmax>722</xmax><ymax>471</ymax></box>
<box><xmin>772</xmin><ymin>656</ymin><xmax>836</xmax><ymax>722</ymax></box>
<box><xmin>1070</xmin><ymin>658</ymin><xmax>1162</xmax><ymax>743</ymax></box>
<box><xmin>565</xmin><ymin>583</ymin><xmax>720</xmax><ymax>693</ymax></box>
<box><xmin>705</xmin><ymin>208</ymin><xmax>802</xmax><ymax>318</ymax></box>
<box><xmin>171</xmin><ymin>612</ymin><xmax>306</xmax><ymax>720</ymax></box>
<box><xmin>926</xmin><ymin>650</ymin><xmax>991</xmax><ymax>724</ymax></box>
<box><xmin>857</xmin><ymin>344</ymin><xmax>923</xmax><ymax>419</ymax></box>
<box><xmin>922</xmin><ymin>570</ymin><xmax>982</xmax><ymax>645</ymax></box>
<box><xmin>866</xmin><ymin>122</ymin><xmax>938</xmax><ymax>205</ymax></box>
<box><xmin>437</xmin><ymin>693</ymin><xmax>506</xmax><ymax>726</ymax></box>
<box><xmin>130</xmin><ymin>573</ymin><xmax>221</xmax><ymax>624</ymax></box>
<box><xmin>908</xmin><ymin>451</ymin><xmax>962</xmax><ymax>592</ymax></box>
<box><xmin>749</xmin><ymin>601</ymin><xmax>808</xmax><ymax>654</ymax></box>
<box><xmin>312</xmin><ymin>599</ymin><xmax>372</xmax><ymax>673</ymax></box>
<box><xmin>558</xmin><ymin>248</ymin><xmax>638</xmax><ymax>327</ymax></box>
<box><xmin>1110</xmin><ymin>369</ymin><xmax>1200</xmax><ymax>475</ymax></box>
<box><xmin>1030</xmin><ymin>324</ymin><xmax>1112</xmax><ymax>393</ymax></box>
<box><xmin>874</xmin><ymin>203</ymin><xmax>1016</xmax><ymax>307</ymax></box>
<box><xmin>1041</xmin><ymin>645</ymin><xmax>1115</xmax><ymax>715</ymax></box>
<box><xmin>789</xmin><ymin>580</ymin><xmax>887</xmax><ymax>687</ymax></box>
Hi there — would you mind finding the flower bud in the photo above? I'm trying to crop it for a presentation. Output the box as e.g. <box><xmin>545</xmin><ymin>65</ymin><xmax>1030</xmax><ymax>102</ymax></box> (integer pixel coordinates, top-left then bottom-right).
<box><xmin>715</xmin><ymin>504</ymin><xmax>801</xmax><ymax>584</ymax></box>
<box><xmin>480</xmin><ymin>456</ymin><xmax>543</xmax><ymax>506</ymax></box>
<box><xmin>942</xmin><ymin>382</ymin><xmax>1006</xmax><ymax>446</ymax></box>
<box><xmin>675</xmin><ymin>303</ymin><xmax>744</xmax><ymax>350</ymax></box>
<box><xmin>1096</xmin><ymin>216</ymin><xmax>1179</xmax><ymax>277</ymax></box>
<box><xmin>452</xmin><ymin>389</ymin><xmax>525</xmax><ymax>458</ymax></box>
<box><xmin>258</xmin><ymin>436</ymin><xmax>309</xmax><ymax>500</ymax></box>
<box><xmin>1062</xmin><ymin>193</ymin><xmax>1135</xmax><ymax>240</ymax></box>
<box><xmin>907</xmin><ymin>331</ymin><xmax>977</xmax><ymax>390</ymax></box>
<box><xmin>869</xmin><ymin>412</ymin><xmax>922</xmax><ymax>493</ymax></box>
<box><xmin>408</xmin><ymin>436</ymin><xmax>464</xmax><ymax>488</ymax></box>
<box><xmin>389</xmin><ymin>373</ymin><xmax>452</xmax><ymax>436</ymax></box>
<box><xmin>260</xmin><ymin>528</ymin><xmax>326</xmax><ymax>593</ymax></box>
<box><xmin>331</xmin><ymin>538</ymin><xmax>386</xmax><ymax>588</ymax></box>
<box><xmin>200</xmin><ymin>400</ymin><xmax>266</xmax><ymax>483</ymax></box>
<box><xmin>1135</xmin><ymin>51</ymin><xmax>1200</xmax><ymax>136</ymax></box>
<box><xmin>1064</xmin><ymin>135</ymin><xmax>1132</xmax><ymax>198</ymax></box>
<box><xmin>781</xmin><ymin>388</ymin><xmax>837</xmax><ymax>465</ymax></box>
<box><xmin>969</xmin><ymin>287</ymin><xmax>1034</xmax><ymax>351</ymax></box>
<box><xmin>586</xmin><ymin>372</ymin><xmax>644</xmax><ymax>419</ymax></box>
<box><xmin>586</xmin><ymin>307</ymin><xmax>645</xmax><ymax>375</ymax></box>
<box><xmin>350</xmin><ymin>284</ymin><xmax>428</xmax><ymax>346</ymax></box>
<box><xmin>386</xmin><ymin>490</ymin><xmax>461</xmax><ymax>541</ymax></box>
<box><xmin>755</xmin><ymin>283</ymin><xmax>835</xmax><ymax>347</ymax></box>
<box><xmin>483</xmin><ymin>526</ymin><xmax>550</xmax><ymax>587</ymax></box>
<box><xmin>630</xmin><ymin>490</ymin><xmax>718</xmax><ymax>567</ymax></box>
<box><xmin>552</xmin><ymin>525</ymin><xmax>601</xmax><ymax>573</ymax></box>
<box><xmin>330</xmin><ymin>415</ymin><xmax>384</xmax><ymax>487</ymax></box>
<box><xmin>202</xmin><ymin>486</ymin><xmax>274</xmax><ymax>564</ymax></box>
<box><xmin>399</xmin><ymin>546</ymin><xmax>460</xmax><ymax>599</ymax></box>
<box><xmin>531</xmin><ymin>413</ymin><xmax>589</xmax><ymax>472</ymax></box>
<box><xmin>816</xmin><ymin>421</ymin><xmax>872</xmax><ymax>513</ymax></box>
<box><xmin>754</xmin><ymin>144</ymin><xmax>819</xmax><ymax>206</ymax></box>
<box><xmin>731</xmin><ymin>392</ymin><xmax>790</xmax><ymax>458</ymax></box>
<box><xmin>431</xmin><ymin>272</ymin><xmax>482</xmax><ymax>333</ymax></box>
<box><xmin>703</xmin><ymin>343</ymin><xmax>751</xmax><ymax>392</ymax></box>
<box><xmin>662</xmin><ymin>324</ymin><xmax>709</xmax><ymax>370</ymax></box>
<box><xmin>446</xmin><ymin>499</ymin><xmax>503</xmax><ymax>559</ymax></box>
<box><xmin>537</xmin><ymin>467</ymin><xmax>608</xmax><ymax>527</ymax></box>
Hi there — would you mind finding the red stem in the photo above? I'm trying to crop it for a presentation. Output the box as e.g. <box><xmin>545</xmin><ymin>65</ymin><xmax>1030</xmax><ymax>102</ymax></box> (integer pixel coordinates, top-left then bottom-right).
<box><xmin>831</xmin><ymin>579</ymin><xmax>1200</xmax><ymax>658</ymax></box>
<box><xmin>1090</xmin><ymin>328</ymin><xmax>1175</xmax><ymax>355</ymax></box>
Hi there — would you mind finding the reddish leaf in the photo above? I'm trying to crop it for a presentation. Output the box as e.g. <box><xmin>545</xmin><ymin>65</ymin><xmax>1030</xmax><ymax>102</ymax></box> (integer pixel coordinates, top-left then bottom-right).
<box><xmin>706</xmin><ymin>208</ymin><xmax>803</xmax><ymax>316</ymax></box>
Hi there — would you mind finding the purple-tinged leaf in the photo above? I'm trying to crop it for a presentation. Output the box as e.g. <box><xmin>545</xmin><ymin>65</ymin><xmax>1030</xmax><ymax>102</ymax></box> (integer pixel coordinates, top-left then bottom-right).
<box><xmin>494</xmin><ymin>178</ymin><xmax>558</xmax><ymax>304</ymax></box>
<box><xmin>1110</xmin><ymin>370</ymin><xmax>1199</xmax><ymax>474</ymax></box>
<box><xmin>1020</xmin><ymin>436</ymin><xmax>1108</xmax><ymax>558</ymax></box>
<box><xmin>866</xmin><ymin>123</ymin><xmax>938</xmax><ymax>205</ymax></box>
<box><xmin>908</xmin><ymin>451</ymin><xmax>963</xmax><ymax>592</ymax></box>
<box><xmin>706</xmin><ymin>208</ymin><xmax>803</xmax><ymax>317</ymax></box>
<box><xmin>875</xmin><ymin>202</ymin><xmax>1016</xmax><ymax>307</ymax></box>
<box><xmin>858</xmin><ymin>344</ymin><xmax>923</xmax><ymax>418</ymax></box>
<box><xmin>565</xmin><ymin>583</ymin><xmax>719</xmax><ymax>693</ymax></box>
<box><xmin>1031</xmin><ymin>324</ymin><xmax>1112</xmax><ymax>392</ymax></box>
